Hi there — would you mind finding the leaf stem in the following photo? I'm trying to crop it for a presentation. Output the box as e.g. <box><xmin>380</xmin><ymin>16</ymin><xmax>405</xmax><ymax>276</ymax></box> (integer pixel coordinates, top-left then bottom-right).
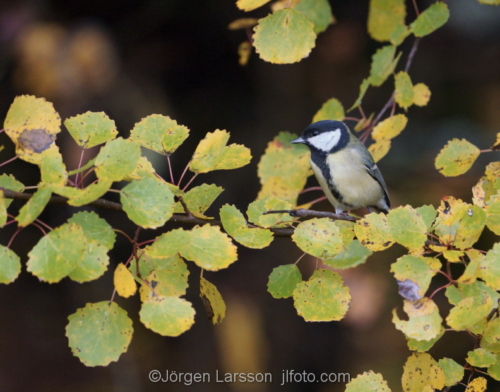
<box><xmin>182</xmin><ymin>173</ymin><xmax>198</xmax><ymax>192</ymax></box>
<box><xmin>74</xmin><ymin>148</ymin><xmax>85</xmax><ymax>186</ymax></box>
<box><xmin>0</xmin><ymin>155</ymin><xmax>18</xmax><ymax>168</ymax></box>
<box><xmin>166</xmin><ymin>155</ymin><xmax>175</xmax><ymax>184</ymax></box>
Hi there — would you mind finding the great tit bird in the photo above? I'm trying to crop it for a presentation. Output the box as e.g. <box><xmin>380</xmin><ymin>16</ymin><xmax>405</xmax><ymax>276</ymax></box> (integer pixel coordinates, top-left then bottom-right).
<box><xmin>291</xmin><ymin>120</ymin><xmax>390</xmax><ymax>214</ymax></box>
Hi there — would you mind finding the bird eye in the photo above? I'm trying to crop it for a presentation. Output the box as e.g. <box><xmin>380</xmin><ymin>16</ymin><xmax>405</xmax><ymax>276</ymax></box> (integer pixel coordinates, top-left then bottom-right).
<box><xmin>312</xmin><ymin>130</ymin><xmax>319</xmax><ymax>136</ymax></box>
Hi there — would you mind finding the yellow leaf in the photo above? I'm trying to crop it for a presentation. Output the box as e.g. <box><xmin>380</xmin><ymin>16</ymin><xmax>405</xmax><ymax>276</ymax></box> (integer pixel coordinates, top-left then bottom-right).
<box><xmin>465</xmin><ymin>377</ymin><xmax>487</xmax><ymax>392</ymax></box>
<box><xmin>402</xmin><ymin>353</ymin><xmax>446</xmax><ymax>392</ymax></box>
<box><xmin>372</xmin><ymin>114</ymin><xmax>408</xmax><ymax>141</ymax></box>
<box><xmin>114</xmin><ymin>263</ymin><xmax>137</xmax><ymax>298</ymax></box>
<box><xmin>435</xmin><ymin>139</ymin><xmax>480</xmax><ymax>177</ymax></box>
<box><xmin>491</xmin><ymin>133</ymin><xmax>500</xmax><ymax>150</ymax></box>
<box><xmin>485</xmin><ymin>162</ymin><xmax>500</xmax><ymax>182</ymax></box>
<box><xmin>368</xmin><ymin>0</ymin><xmax>406</xmax><ymax>42</ymax></box>
<box><xmin>354</xmin><ymin>212</ymin><xmax>394</xmax><ymax>251</ymax></box>
<box><xmin>236</xmin><ymin>0</ymin><xmax>271</xmax><ymax>12</ymax></box>
<box><xmin>368</xmin><ymin>139</ymin><xmax>391</xmax><ymax>163</ymax></box>
<box><xmin>413</xmin><ymin>83</ymin><xmax>431</xmax><ymax>106</ymax></box>
<box><xmin>200</xmin><ymin>277</ymin><xmax>226</xmax><ymax>324</ymax></box>
<box><xmin>228</xmin><ymin>18</ymin><xmax>259</xmax><ymax>30</ymax></box>
<box><xmin>237</xmin><ymin>41</ymin><xmax>252</xmax><ymax>66</ymax></box>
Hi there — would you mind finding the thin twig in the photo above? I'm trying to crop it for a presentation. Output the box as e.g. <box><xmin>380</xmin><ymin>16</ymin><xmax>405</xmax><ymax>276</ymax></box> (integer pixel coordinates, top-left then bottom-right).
<box><xmin>0</xmin><ymin>156</ymin><xmax>18</xmax><ymax>168</ymax></box>
<box><xmin>166</xmin><ymin>155</ymin><xmax>175</xmax><ymax>184</ymax></box>
<box><xmin>264</xmin><ymin>208</ymin><xmax>359</xmax><ymax>222</ymax></box>
<box><xmin>74</xmin><ymin>148</ymin><xmax>85</xmax><ymax>187</ymax></box>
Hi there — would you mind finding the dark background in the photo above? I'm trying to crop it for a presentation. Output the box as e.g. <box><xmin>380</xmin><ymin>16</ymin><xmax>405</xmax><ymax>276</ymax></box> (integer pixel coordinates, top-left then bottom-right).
<box><xmin>0</xmin><ymin>0</ymin><xmax>500</xmax><ymax>391</ymax></box>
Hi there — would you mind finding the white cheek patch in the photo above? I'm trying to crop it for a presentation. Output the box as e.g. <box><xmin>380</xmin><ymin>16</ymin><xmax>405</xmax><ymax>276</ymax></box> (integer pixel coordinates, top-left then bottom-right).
<box><xmin>308</xmin><ymin>129</ymin><xmax>341</xmax><ymax>152</ymax></box>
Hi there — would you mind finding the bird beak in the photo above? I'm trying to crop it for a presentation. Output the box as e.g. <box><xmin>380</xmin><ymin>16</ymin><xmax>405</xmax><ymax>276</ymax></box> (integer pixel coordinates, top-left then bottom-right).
<box><xmin>291</xmin><ymin>136</ymin><xmax>305</xmax><ymax>144</ymax></box>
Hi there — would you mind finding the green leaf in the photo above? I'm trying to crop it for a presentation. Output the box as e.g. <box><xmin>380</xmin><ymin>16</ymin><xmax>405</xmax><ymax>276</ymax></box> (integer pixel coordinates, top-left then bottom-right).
<box><xmin>236</xmin><ymin>0</ymin><xmax>271</xmax><ymax>11</ymax></box>
<box><xmin>437</xmin><ymin>358</ymin><xmax>464</xmax><ymax>387</ymax></box>
<box><xmin>435</xmin><ymin>139</ymin><xmax>480</xmax><ymax>176</ymax></box>
<box><xmin>129</xmin><ymin>114</ymin><xmax>189</xmax><ymax>156</ymax></box>
<box><xmin>247</xmin><ymin>197</ymin><xmax>293</xmax><ymax>228</ymax></box>
<box><xmin>54</xmin><ymin>179</ymin><xmax>112</xmax><ymax>207</ymax></box>
<box><xmin>253</xmin><ymin>9</ymin><xmax>316</xmax><ymax>64</ymax></box>
<box><xmin>354</xmin><ymin>212</ymin><xmax>394</xmax><ymax>251</ymax></box>
<box><xmin>267</xmin><ymin>264</ymin><xmax>302</xmax><ymax>298</ymax></box>
<box><xmin>200</xmin><ymin>277</ymin><xmax>226</xmax><ymax>324</ymax></box>
<box><xmin>454</xmin><ymin>206</ymin><xmax>486</xmax><ymax>250</ymax></box>
<box><xmin>16</xmin><ymin>185</ymin><xmax>52</xmax><ymax>227</ymax></box>
<box><xmin>0</xmin><ymin>245</ymin><xmax>21</xmax><ymax>284</ymax></box>
<box><xmin>144</xmin><ymin>229</ymin><xmax>191</xmax><ymax>259</ymax></box>
<box><xmin>410</xmin><ymin>2</ymin><xmax>450</xmax><ymax>37</ymax></box>
<box><xmin>64</xmin><ymin>111</ymin><xmax>117</xmax><ymax>149</ymax></box>
<box><xmin>67</xmin><ymin>211</ymin><xmax>116</xmax><ymax>250</ymax></box>
<box><xmin>482</xmin><ymin>318</ymin><xmax>500</xmax><ymax>353</ymax></box>
<box><xmin>94</xmin><ymin>137</ymin><xmax>141</xmax><ymax>182</ymax></box>
<box><xmin>0</xmin><ymin>174</ymin><xmax>24</xmax><ymax>208</ymax></box>
<box><xmin>68</xmin><ymin>241</ymin><xmax>109</xmax><ymax>283</ymax></box>
<box><xmin>390</xmin><ymin>23</ymin><xmax>410</xmax><ymax>45</ymax></box>
<box><xmin>220</xmin><ymin>204</ymin><xmax>273</xmax><ymax>249</ymax></box>
<box><xmin>467</xmin><ymin>348</ymin><xmax>496</xmax><ymax>368</ymax></box>
<box><xmin>312</xmin><ymin>98</ymin><xmax>345</xmax><ymax>122</ymax></box>
<box><xmin>345</xmin><ymin>371</ymin><xmax>391</xmax><ymax>392</ymax></box>
<box><xmin>416</xmin><ymin>204</ymin><xmax>437</xmax><ymax>231</ymax></box>
<box><xmin>488</xmin><ymin>358</ymin><xmax>500</xmax><ymax>381</ymax></box>
<box><xmin>348</xmin><ymin>78</ymin><xmax>370</xmax><ymax>111</ymax></box>
<box><xmin>120</xmin><ymin>178</ymin><xmax>175</xmax><ymax>229</ymax></box>
<box><xmin>140</xmin><ymin>296</ymin><xmax>195</xmax><ymax>337</ymax></box>
<box><xmin>486</xmin><ymin>201</ymin><xmax>500</xmax><ymax>235</ymax></box>
<box><xmin>367</xmin><ymin>0</ymin><xmax>406</xmax><ymax>42</ymax></box>
<box><xmin>123</xmin><ymin>156</ymin><xmax>157</xmax><ymax>182</ymax></box>
<box><xmin>189</xmin><ymin>129</ymin><xmax>251</xmax><ymax>173</ymax></box>
<box><xmin>293</xmin><ymin>269</ymin><xmax>350</xmax><ymax>321</ymax></box>
<box><xmin>369</xmin><ymin>45</ymin><xmax>401</xmax><ymax>87</ymax></box>
<box><xmin>139</xmin><ymin>263</ymin><xmax>189</xmax><ymax>300</ymax></box>
<box><xmin>323</xmin><ymin>240</ymin><xmax>373</xmax><ymax>269</ymax></box>
<box><xmin>294</xmin><ymin>0</ymin><xmax>334</xmax><ymax>34</ymax></box>
<box><xmin>394</xmin><ymin>71</ymin><xmax>414</xmax><ymax>110</ymax></box>
<box><xmin>40</xmin><ymin>150</ymin><xmax>67</xmax><ymax>187</ymax></box>
<box><xmin>480</xmin><ymin>242</ymin><xmax>500</xmax><ymax>290</ymax></box>
<box><xmin>173</xmin><ymin>184</ymin><xmax>223</xmax><ymax>218</ymax></box>
<box><xmin>407</xmin><ymin>328</ymin><xmax>444</xmax><ymax>352</ymax></box>
<box><xmin>391</xmin><ymin>255</ymin><xmax>437</xmax><ymax>298</ymax></box>
<box><xmin>292</xmin><ymin>218</ymin><xmax>344</xmax><ymax>259</ymax></box>
<box><xmin>66</xmin><ymin>301</ymin><xmax>133</xmax><ymax>366</ymax></box>
<box><xmin>257</xmin><ymin>132</ymin><xmax>311</xmax><ymax>205</ymax></box>
<box><xmin>27</xmin><ymin>223</ymin><xmax>86</xmax><ymax>283</ymax></box>
<box><xmin>181</xmin><ymin>225</ymin><xmax>238</xmax><ymax>271</ymax></box>
<box><xmin>388</xmin><ymin>205</ymin><xmax>428</xmax><ymax>250</ymax></box>
<box><xmin>0</xmin><ymin>194</ymin><xmax>6</xmax><ymax>228</ymax></box>
<box><xmin>446</xmin><ymin>289</ymin><xmax>494</xmax><ymax>331</ymax></box>
<box><xmin>402</xmin><ymin>353</ymin><xmax>445</xmax><ymax>392</ymax></box>
<box><xmin>393</xmin><ymin>298</ymin><xmax>442</xmax><ymax>341</ymax></box>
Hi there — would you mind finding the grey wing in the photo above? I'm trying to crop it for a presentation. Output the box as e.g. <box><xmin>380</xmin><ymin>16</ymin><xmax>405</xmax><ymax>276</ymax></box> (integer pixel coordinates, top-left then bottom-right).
<box><xmin>362</xmin><ymin>153</ymin><xmax>391</xmax><ymax>210</ymax></box>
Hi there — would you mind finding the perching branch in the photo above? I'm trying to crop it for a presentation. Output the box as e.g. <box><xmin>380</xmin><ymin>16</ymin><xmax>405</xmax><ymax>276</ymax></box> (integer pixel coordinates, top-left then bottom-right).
<box><xmin>0</xmin><ymin>188</ymin><xmax>296</xmax><ymax>237</ymax></box>
<box><xmin>265</xmin><ymin>209</ymin><xmax>359</xmax><ymax>222</ymax></box>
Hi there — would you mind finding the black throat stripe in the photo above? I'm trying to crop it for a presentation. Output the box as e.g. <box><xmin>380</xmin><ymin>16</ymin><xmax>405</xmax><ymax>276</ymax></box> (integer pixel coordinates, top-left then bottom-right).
<box><xmin>310</xmin><ymin>151</ymin><xmax>349</xmax><ymax>206</ymax></box>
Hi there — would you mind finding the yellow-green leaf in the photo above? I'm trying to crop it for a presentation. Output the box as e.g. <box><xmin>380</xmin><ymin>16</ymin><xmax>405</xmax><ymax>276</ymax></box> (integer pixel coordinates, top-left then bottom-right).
<box><xmin>182</xmin><ymin>225</ymin><xmax>238</xmax><ymax>271</ymax></box>
<box><xmin>348</xmin><ymin>78</ymin><xmax>370</xmax><ymax>111</ymax></box>
<box><xmin>67</xmin><ymin>211</ymin><xmax>116</xmax><ymax>250</ymax></box>
<box><xmin>0</xmin><ymin>174</ymin><xmax>24</xmax><ymax>208</ymax></box>
<box><xmin>446</xmin><ymin>291</ymin><xmax>494</xmax><ymax>331</ymax></box>
<box><xmin>144</xmin><ymin>229</ymin><xmax>191</xmax><ymax>259</ymax></box>
<box><xmin>68</xmin><ymin>241</ymin><xmax>109</xmax><ymax>283</ymax></box>
<box><xmin>253</xmin><ymin>9</ymin><xmax>316</xmax><ymax>64</ymax></box>
<box><xmin>345</xmin><ymin>371</ymin><xmax>391</xmax><ymax>392</ymax></box>
<box><xmin>480</xmin><ymin>242</ymin><xmax>500</xmax><ymax>290</ymax></box>
<box><xmin>293</xmin><ymin>269</ymin><xmax>350</xmax><ymax>321</ymax></box>
<box><xmin>189</xmin><ymin>129</ymin><xmax>251</xmax><ymax>173</ymax></box>
<box><xmin>394</xmin><ymin>71</ymin><xmax>414</xmax><ymax>110</ymax></box>
<box><xmin>220</xmin><ymin>204</ymin><xmax>273</xmax><ymax>249</ymax></box>
<box><xmin>435</xmin><ymin>139</ymin><xmax>480</xmax><ymax>177</ymax></box>
<box><xmin>486</xmin><ymin>200</ymin><xmax>500</xmax><ymax>235</ymax></box>
<box><xmin>388</xmin><ymin>205</ymin><xmax>427</xmax><ymax>251</ymax></box>
<box><xmin>402</xmin><ymin>353</ymin><xmax>446</xmax><ymax>392</ymax></box>
<box><xmin>0</xmin><ymin>245</ymin><xmax>21</xmax><ymax>284</ymax></box>
<box><xmin>247</xmin><ymin>197</ymin><xmax>293</xmax><ymax>228</ymax></box>
<box><xmin>392</xmin><ymin>298</ymin><xmax>442</xmax><ymax>341</ymax></box>
<box><xmin>267</xmin><ymin>264</ymin><xmax>302</xmax><ymax>299</ymax></box>
<box><xmin>467</xmin><ymin>348</ymin><xmax>496</xmax><ymax>368</ymax></box>
<box><xmin>410</xmin><ymin>2</ymin><xmax>450</xmax><ymax>37</ymax></box>
<box><xmin>482</xmin><ymin>318</ymin><xmax>500</xmax><ymax>353</ymax></box>
<box><xmin>312</xmin><ymin>98</ymin><xmax>345</xmax><ymax>122</ymax></box>
<box><xmin>323</xmin><ymin>240</ymin><xmax>372</xmax><ymax>269</ymax></box>
<box><xmin>292</xmin><ymin>218</ymin><xmax>344</xmax><ymax>259</ymax></box>
<box><xmin>94</xmin><ymin>137</ymin><xmax>141</xmax><ymax>182</ymax></box>
<box><xmin>66</xmin><ymin>301</ymin><xmax>133</xmax><ymax>366</ymax></box>
<box><xmin>54</xmin><ymin>179</ymin><xmax>112</xmax><ymax>207</ymax></box>
<box><xmin>174</xmin><ymin>184</ymin><xmax>223</xmax><ymax>218</ymax></box>
<box><xmin>367</xmin><ymin>0</ymin><xmax>406</xmax><ymax>42</ymax></box>
<box><xmin>16</xmin><ymin>185</ymin><xmax>52</xmax><ymax>227</ymax></box>
<box><xmin>293</xmin><ymin>0</ymin><xmax>334</xmax><ymax>34</ymax></box>
<box><xmin>413</xmin><ymin>83</ymin><xmax>431</xmax><ymax>106</ymax></box>
<box><xmin>369</xmin><ymin>45</ymin><xmax>401</xmax><ymax>87</ymax></box>
<box><xmin>114</xmin><ymin>263</ymin><xmax>137</xmax><ymax>298</ymax></box>
<box><xmin>120</xmin><ymin>178</ymin><xmax>175</xmax><ymax>229</ymax></box>
<box><xmin>407</xmin><ymin>328</ymin><xmax>444</xmax><ymax>352</ymax></box>
<box><xmin>437</xmin><ymin>358</ymin><xmax>464</xmax><ymax>387</ymax></box>
<box><xmin>391</xmin><ymin>255</ymin><xmax>437</xmax><ymax>298</ymax></box>
<box><xmin>27</xmin><ymin>223</ymin><xmax>86</xmax><ymax>283</ymax></box>
<box><xmin>200</xmin><ymin>277</ymin><xmax>226</xmax><ymax>324</ymax></box>
<box><xmin>64</xmin><ymin>111</ymin><xmax>117</xmax><ymax>149</ymax></box>
<box><xmin>139</xmin><ymin>296</ymin><xmax>195</xmax><ymax>337</ymax></box>
<box><xmin>129</xmin><ymin>114</ymin><xmax>189</xmax><ymax>156</ymax></box>
<box><xmin>354</xmin><ymin>212</ymin><xmax>394</xmax><ymax>251</ymax></box>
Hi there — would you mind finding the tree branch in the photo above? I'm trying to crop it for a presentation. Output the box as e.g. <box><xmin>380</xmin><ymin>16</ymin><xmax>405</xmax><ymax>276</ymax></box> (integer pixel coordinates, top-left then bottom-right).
<box><xmin>0</xmin><ymin>188</ymin><xmax>296</xmax><ymax>237</ymax></box>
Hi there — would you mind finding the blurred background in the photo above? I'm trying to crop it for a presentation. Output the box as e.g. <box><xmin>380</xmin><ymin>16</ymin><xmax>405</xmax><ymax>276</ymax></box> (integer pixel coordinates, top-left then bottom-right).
<box><xmin>0</xmin><ymin>0</ymin><xmax>500</xmax><ymax>391</ymax></box>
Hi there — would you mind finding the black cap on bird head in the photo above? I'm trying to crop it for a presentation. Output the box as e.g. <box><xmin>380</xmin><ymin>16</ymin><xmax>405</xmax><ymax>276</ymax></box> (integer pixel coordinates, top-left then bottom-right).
<box><xmin>291</xmin><ymin>120</ymin><xmax>350</xmax><ymax>153</ymax></box>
